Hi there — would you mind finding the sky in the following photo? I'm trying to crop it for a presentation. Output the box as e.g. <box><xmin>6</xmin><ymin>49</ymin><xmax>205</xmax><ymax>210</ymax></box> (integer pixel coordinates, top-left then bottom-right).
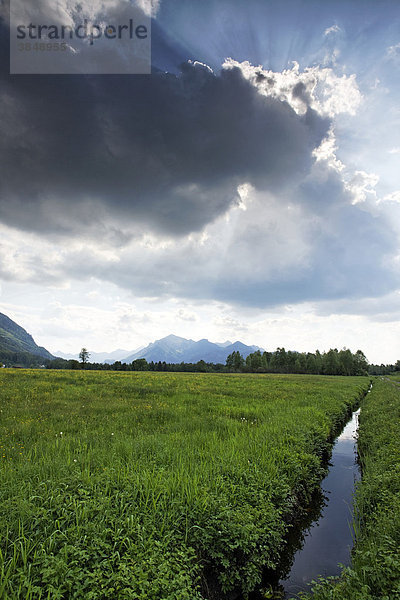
<box><xmin>1</xmin><ymin>0</ymin><xmax>400</xmax><ymax>363</ymax></box>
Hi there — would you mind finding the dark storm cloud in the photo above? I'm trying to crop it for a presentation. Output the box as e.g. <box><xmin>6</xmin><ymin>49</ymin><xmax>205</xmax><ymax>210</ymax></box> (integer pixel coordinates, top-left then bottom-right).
<box><xmin>0</xmin><ymin>17</ymin><xmax>329</xmax><ymax>238</ymax></box>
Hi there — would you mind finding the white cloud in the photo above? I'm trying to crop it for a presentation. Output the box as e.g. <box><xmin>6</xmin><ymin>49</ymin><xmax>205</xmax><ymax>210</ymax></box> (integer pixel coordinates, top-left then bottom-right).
<box><xmin>381</xmin><ymin>190</ymin><xmax>400</xmax><ymax>204</ymax></box>
<box><xmin>223</xmin><ymin>59</ymin><xmax>362</xmax><ymax>117</ymax></box>
<box><xmin>387</xmin><ymin>42</ymin><xmax>400</xmax><ymax>58</ymax></box>
<box><xmin>312</xmin><ymin>127</ymin><xmax>344</xmax><ymax>172</ymax></box>
<box><xmin>324</xmin><ymin>25</ymin><xmax>341</xmax><ymax>36</ymax></box>
<box><xmin>135</xmin><ymin>0</ymin><xmax>160</xmax><ymax>18</ymax></box>
<box><xmin>345</xmin><ymin>170</ymin><xmax>379</xmax><ymax>204</ymax></box>
<box><xmin>176</xmin><ymin>308</ymin><xmax>198</xmax><ymax>322</ymax></box>
<box><xmin>212</xmin><ymin>314</ymin><xmax>249</xmax><ymax>335</ymax></box>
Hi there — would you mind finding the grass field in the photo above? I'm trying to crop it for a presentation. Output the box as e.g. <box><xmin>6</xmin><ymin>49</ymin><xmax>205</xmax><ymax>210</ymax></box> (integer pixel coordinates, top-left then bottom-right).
<box><xmin>298</xmin><ymin>377</ymin><xmax>400</xmax><ymax>600</ymax></box>
<box><xmin>0</xmin><ymin>370</ymin><xmax>368</xmax><ymax>599</ymax></box>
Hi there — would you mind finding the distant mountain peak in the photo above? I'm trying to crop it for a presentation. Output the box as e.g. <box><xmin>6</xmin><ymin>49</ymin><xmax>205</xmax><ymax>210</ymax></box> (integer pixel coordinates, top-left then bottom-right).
<box><xmin>162</xmin><ymin>333</ymin><xmax>191</xmax><ymax>342</ymax></box>
<box><xmin>121</xmin><ymin>335</ymin><xmax>264</xmax><ymax>364</ymax></box>
<box><xmin>216</xmin><ymin>340</ymin><xmax>233</xmax><ymax>348</ymax></box>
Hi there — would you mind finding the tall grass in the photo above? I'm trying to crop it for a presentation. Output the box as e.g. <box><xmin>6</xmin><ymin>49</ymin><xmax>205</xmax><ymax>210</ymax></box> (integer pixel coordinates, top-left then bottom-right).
<box><xmin>0</xmin><ymin>370</ymin><xmax>367</xmax><ymax>599</ymax></box>
<box><xmin>297</xmin><ymin>377</ymin><xmax>400</xmax><ymax>600</ymax></box>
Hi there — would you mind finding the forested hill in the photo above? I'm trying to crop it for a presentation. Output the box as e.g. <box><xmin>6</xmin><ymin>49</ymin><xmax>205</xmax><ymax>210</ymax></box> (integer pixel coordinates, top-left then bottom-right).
<box><xmin>0</xmin><ymin>312</ymin><xmax>54</xmax><ymax>365</ymax></box>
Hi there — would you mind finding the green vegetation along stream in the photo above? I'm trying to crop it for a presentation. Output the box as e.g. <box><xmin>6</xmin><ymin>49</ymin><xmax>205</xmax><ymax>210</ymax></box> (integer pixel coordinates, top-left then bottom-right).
<box><xmin>297</xmin><ymin>377</ymin><xmax>400</xmax><ymax>600</ymax></box>
<box><xmin>279</xmin><ymin>406</ymin><xmax>361</xmax><ymax>598</ymax></box>
<box><xmin>0</xmin><ymin>370</ymin><xmax>368</xmax><ymax>599</ymax></box>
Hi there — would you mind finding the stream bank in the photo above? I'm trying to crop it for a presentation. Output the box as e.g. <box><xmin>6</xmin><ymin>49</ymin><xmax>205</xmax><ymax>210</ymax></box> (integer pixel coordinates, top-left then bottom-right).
<box><xmin>280</xmin><ymin>407</ymin><xmax>361</xmax><ymax>598</ymax></box>
<box><xmin>296</xmin><ymin>378</ymin><xmax>400</xmax><ymax>600</ymax></box>
<box><xmin>245</xmin><ymin>385</ymin><xmax>370</xmax><ymax>600</ymax></box>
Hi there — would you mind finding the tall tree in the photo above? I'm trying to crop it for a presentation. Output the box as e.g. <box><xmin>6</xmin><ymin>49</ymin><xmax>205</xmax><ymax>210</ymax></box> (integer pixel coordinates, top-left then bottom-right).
<box><xmin>354</xmin><ymin>350</ymin><xmax>368</xmax><ymax>375</ymax></box>
<box><xmin>79</xmin><ymin>347</ymin><xmax>90</xmax><ymax>368</ymax></box>
<box><xmin>226</xmin><ymin>351</ymin><xmax>244</xmax><ymax>372</ymax></box>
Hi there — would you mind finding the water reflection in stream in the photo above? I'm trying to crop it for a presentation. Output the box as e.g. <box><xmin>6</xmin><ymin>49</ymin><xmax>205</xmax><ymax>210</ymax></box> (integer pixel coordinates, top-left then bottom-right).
<box><xmin>280</xmin><ymin>408</ymin><xmax>361</xmax><ymax>598</ymax></box>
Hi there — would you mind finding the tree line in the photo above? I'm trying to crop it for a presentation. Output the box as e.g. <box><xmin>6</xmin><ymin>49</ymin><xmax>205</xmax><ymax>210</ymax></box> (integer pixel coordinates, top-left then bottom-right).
<box><xmin>367</xmin><ymin>360</ymin><xmax>400</xmax><ymax>375</ymax></box>
<box><xmin>45</xmin><ymin>346</ymin><xmax>370</xmax><ymax>376</ymax></box>
<box><xmin>46</xmin><ymin>356</ymin><xmax>227</xmax><ymax>373</ymax></box>
<box><xmin>226</xmin><ymin>347</ymin><xmax>369</xmax><ymax>375</ymax></box>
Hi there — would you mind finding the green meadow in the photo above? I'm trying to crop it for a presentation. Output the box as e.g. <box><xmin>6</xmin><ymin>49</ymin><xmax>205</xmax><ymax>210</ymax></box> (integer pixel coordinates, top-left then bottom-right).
<box><xmin>0</xmin><ymin>370</ymin><xmax>368</xmax><ymax>599</ymax></box>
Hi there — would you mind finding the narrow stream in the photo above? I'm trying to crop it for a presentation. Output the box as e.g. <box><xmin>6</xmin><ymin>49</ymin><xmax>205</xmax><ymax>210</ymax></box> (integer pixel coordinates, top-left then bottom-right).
<box><xmin>280</xmin><ymin>407</ymin><xmax>361</xmax><ymax>598</ymax></box>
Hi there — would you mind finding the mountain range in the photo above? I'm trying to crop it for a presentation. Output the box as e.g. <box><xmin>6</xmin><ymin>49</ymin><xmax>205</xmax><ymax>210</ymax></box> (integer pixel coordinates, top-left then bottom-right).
<box><xmin>122</xmin><ymin>334</ymin><xmax>262</xmax><ymax>364</ymax></box>
<box><xmin>0</xmin><ymin>311</ymin><xmax>262</xmax><ymax>366</ymax></box>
